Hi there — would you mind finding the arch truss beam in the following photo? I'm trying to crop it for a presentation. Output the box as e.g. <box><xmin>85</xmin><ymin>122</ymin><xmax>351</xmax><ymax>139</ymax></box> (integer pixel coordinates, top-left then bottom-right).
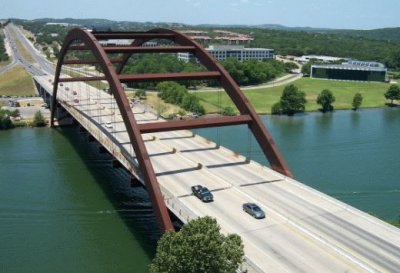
<box><xmin>50</xmin><ymin>28</ymin><xmax>292</xmax><ymax>233</ymax></box>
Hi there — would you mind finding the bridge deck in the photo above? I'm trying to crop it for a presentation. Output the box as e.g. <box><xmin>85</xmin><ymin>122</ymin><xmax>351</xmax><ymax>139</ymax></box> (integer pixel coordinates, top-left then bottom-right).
<box><xmin>35</xmin><ymin>75</ymin><xmax>400</xmax><ymax>273</ymax></box>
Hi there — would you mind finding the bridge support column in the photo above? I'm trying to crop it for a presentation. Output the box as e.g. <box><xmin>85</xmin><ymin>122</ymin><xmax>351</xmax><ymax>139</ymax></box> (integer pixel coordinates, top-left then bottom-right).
<box><xmin>112</xmin><ymin>159</ymin><xmax>123</xmax><ymax>168</ymax></box>
<box><xmin>79</xmin><ymin>126</ymin><xmax>87</xmax><ymax>133</ymax></box>
<box><xmin>130</xmin><ymin>177</ymin><xmax>142</xmax><ymax>187</ymax></box>
<box><xmin>98</xmin><ymin>146</ymin><xmax>109</xmax><ymax>154</ymax></box>
<box><xmin>88</xmin><ymin>135</ymin><xmax>97</xmax><ymax>142</ymax></box>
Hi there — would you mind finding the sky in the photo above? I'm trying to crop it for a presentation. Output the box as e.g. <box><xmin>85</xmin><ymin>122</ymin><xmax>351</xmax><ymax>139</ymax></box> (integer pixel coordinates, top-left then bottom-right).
<box><xmin>1</xmin><ymin>0</ymin><xmax>400</xmax><ymax>30</ymax></box>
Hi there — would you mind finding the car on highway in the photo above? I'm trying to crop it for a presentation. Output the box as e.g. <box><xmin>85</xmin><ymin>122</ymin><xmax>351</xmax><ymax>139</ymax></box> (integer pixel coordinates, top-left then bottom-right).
<box><xmin>242</xmin><ymin>203</ymin><xmax>265</xmax><ymax>219</ymax></box>
<box><xmin>105</xmin><ymin>121</ymin><xmax>113</xmax><ymax>129</ymax></box>
<box><xmin>191</xmin><ymin>185</ymin><xmax>214</xmax><ymax>202</ymax></box>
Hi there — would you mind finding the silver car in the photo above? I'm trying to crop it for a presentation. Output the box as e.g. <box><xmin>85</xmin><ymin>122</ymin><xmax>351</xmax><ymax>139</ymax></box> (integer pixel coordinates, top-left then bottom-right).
<box><xmin>243</xmin><ymin>203</ymin><xmax>265</xmax><ymax>219</ymax></box>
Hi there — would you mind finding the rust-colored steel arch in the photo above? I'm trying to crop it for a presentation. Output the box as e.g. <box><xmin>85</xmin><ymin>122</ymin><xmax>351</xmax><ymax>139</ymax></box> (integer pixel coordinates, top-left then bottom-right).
<box><xmin>50</xmin><ymin>28</ymin><xmax>292</xmax><ymax>233</ymax></box>
<box><xmin>50</xmin><ymin>28</ymin><xmax>173</xmax><ymax>232</ymax></box>
<box><xmin>113</xmin><ymin>28</ymin><xmax>292</xmax><ymax>177</ymax></box>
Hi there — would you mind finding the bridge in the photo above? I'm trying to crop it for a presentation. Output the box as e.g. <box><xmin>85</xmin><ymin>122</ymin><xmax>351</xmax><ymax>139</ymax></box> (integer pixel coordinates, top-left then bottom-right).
<box><xmin>13</xmin><ymin>25</ymin><xmax>400</xmax><ymax>272</ymax></box>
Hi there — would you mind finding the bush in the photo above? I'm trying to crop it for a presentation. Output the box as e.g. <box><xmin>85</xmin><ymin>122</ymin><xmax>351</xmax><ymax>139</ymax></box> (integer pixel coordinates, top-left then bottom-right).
<box><xmin>10</xmin><ymin>109</ymin><xmax>20</xmax><ymax>117</ymax></box>
<box><xmin>32</xmin><ymin>110</ymin><xmax>46</xmax><ymax>127</ymax></box>
<box><xmin>221</xmin><ymin>106</ymin><xmax>236</xmax><ymax>116</ymax></box>
<box><xmin>135</xmin><ymin>89</ymin><xmax>146</xmax><ymax>99</ymax></box>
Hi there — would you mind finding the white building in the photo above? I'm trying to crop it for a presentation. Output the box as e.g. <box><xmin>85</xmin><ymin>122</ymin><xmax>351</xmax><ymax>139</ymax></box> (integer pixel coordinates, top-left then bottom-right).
<box><xmin>178</xmin><ymin>45</ymin><xmax>274</xmax><ymax>62</ymax></box>
<box><xmin>294</xmin><ymin>55</ymin><xmax>347</xmax><ymax>64</ymax></box>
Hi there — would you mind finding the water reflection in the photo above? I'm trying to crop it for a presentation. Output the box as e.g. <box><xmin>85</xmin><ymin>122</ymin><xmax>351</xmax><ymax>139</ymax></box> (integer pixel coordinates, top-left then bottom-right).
<box><xmin>350</xmin><ymin>111</ymin><xmax>361</xmax><ymax>128</ymax></box>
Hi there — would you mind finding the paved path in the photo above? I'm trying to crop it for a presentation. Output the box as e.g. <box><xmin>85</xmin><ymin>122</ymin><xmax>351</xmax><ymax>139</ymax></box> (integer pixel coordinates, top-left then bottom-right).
<box><xmin>191</xmin><ymin>73</ymin><xmax>303</xmax><ymax>93</ymax></box>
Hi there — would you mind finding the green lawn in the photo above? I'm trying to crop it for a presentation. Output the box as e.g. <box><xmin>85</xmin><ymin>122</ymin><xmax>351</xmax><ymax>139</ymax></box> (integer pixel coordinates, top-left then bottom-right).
<box><xmin>196</xmin><ymin>78</ymin><xmax>393</xmax><ymax>114</ymax></box>
<box><xmin>0</xmin><ymin>65</ymin><xmax>35</xmax><ymax>96</ymax></box>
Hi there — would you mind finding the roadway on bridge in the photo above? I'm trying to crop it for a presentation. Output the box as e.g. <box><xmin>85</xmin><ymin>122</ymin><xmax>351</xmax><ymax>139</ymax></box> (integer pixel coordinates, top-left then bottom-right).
<box><xmin>35</xmin><ymin>74</ymin><xmax>400</xmax><ymax>273</ymax></box>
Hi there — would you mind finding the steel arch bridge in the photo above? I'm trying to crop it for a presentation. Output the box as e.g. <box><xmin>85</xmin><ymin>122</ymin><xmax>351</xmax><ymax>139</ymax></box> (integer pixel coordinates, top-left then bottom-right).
<box><xmin>50</xmin><ymin>28</ymin><xmax>292</xmax><ymax>232</ymax></box>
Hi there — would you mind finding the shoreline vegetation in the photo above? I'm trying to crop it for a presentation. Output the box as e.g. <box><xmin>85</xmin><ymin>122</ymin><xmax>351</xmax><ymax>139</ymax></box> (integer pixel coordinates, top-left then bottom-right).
<box><xmin>0</xmin><ymin>108</ymin><xmax>47</xmax><ymax>130</ymax></box>
<box><xmin>129</xmin><ymin>77</ymin><xmax>397</xmax><ymax>118</ymax></box>
<box><xmin>196</xmin><ymin>77</ymin><xmax>398</xmax><ymax>114</ymax></box>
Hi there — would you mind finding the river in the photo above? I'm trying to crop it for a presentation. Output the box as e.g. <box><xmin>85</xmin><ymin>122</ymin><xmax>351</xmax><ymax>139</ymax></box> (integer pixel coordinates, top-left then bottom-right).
<box><xmin>0</xmin><ymin>127</ymin><xmax>157</xmax><ymax>273</ymax></box>
<box><xmin>0</xmin><ymin>108</ymin><xmax>399</xmax><ymax>272</ymax></box>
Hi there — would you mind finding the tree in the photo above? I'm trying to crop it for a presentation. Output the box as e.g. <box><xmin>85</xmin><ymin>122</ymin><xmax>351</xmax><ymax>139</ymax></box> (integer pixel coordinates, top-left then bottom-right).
<box><xmin>0</xmin><ymin>114</ymin><xmax>13</xmax><ymax>129</ymax></box>
<box><xmin>221</xmin><ymin>106</ymin><xmax>236</xmax><ymax>116</ymax></box>
<box><xmin>10</xmin><ymin>109</ymin><xmax>20</xmax><ymax>117</ymax></box>
<box><xmin>317</xmin><ymin>89</ymin><xmax>336</xmax><ymax>112</ymax></box>
<box><xmin>301</xmin><ymin>59</ymin><xmax>320</xmax><ymax>76</ymax></box>
<box><xmin>32</xmin><ymin>110</ymin><xmax>46</xmax><ymax>127</ymax></box>
<box><xmin>384</xmin><ymin>84</ymin><xmax>400</xmax><ymax>105</ymax></box>
<box><xmin>352</xmin><ymin>93</ymin><xmax>363</xmax><ymax>110</ymax></box>
<box><xmin>284</xmin><ymin>62</ymin><xmax>299</xmax><ymax>73</ymax></box>
<box><xmin>279</xmin><ymin>84</ymin><xmax>307</xmax><ymax>116</ymax></box>
<box><xmin>149</xmin><ymin>216</ymin><xmax>244</xmax><ymax>273</ymax></box>
<box><xmin>271</xmin><ymin>102</ymin><xmax>282</xmax><ymax>115</ymax></box>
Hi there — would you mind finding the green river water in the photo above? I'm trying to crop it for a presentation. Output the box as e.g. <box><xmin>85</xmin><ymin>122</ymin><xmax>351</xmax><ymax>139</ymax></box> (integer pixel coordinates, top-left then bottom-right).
<box><xmin>0</xmin><ymin>108</ymin><xmax>399</xmax><ymax>272</ymax></box>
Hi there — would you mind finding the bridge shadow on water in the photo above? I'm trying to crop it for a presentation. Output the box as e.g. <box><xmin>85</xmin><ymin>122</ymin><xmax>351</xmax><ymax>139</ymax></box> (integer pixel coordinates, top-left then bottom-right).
<box><xmin>54</xmin><ymin>125</ymin><xmax>160</xmax><ymax>259</ymax></box>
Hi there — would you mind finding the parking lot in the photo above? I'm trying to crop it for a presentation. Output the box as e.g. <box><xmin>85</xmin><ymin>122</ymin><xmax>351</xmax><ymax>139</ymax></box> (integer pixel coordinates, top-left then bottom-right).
<box><xmin>1</xmin><ymin>97</ymin><xmax>50</xmax><ymax>120</ymax></box>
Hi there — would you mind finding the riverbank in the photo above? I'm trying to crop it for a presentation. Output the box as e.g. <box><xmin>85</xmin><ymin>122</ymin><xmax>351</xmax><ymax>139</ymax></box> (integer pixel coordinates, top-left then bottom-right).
<box><xmin>197</xmin><ymin>77</ymin><xmax>393</xmax><ymax>114</ymax></box>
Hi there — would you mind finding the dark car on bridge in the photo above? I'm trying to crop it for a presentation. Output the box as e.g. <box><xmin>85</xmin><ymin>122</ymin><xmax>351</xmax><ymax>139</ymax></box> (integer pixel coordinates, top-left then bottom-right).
<box><xmin>243</xmin><ymin>203</ymin><xmax>265</xmax><ymax>219</ymax></box>
<box><xmin>191</xmin><ymin>185</ymin><xmax>214</xmax><ymax>202</ymax></box>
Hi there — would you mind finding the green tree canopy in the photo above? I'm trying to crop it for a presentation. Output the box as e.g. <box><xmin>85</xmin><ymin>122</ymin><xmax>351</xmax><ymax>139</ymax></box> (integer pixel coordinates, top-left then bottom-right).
<box><xmin>0</xmin><ymin>109</ymin><xmax>15</xmax><ymax>130</ymax></box>
<box><xmin>277</xmin><ymin>84</ymin><xmax>307</xmax><ymax>116</ymax></box>
<box><xmin>149</xmin><ymin>216</ymin><xmax>244</xmax><ymax>273</ymax></box>
<box><xmin>384</xmin><ymin>84</ymin><xmax>400</xmax><ymax>104</ymax></box>
<box><xmin>317</xmin><ymin>89</ymin><xmax>336</xmax><ymax>112</ymax></box>
<box><xmin>222</xmin><ymin>58</ymin><xmax>286</xmax><ymax>86</ymax></box>
<box><xmin>301</xmin><ymin>59</ymin><xmax>321</xmax><ymax>76</ymax></box>
<box><xmin>156</xmin><ymin>82</ymin><xmax>205</xmax><ymax>115</ymax></box>
<box><xmin>0</xmin><ymin>34</ymin><xmax>9</xmax><ymax>62</ymax></box>
<box><xmin>352</xmin><ymin>93</ymin><xmax>363</xmax><ymax>110</ymax></box>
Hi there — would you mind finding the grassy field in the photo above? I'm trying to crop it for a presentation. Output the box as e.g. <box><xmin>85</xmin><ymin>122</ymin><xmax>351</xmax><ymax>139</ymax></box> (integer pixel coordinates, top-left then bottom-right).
<box><xmin>139</xmin><ymin>92</ymin><xmax>185</xmax><ymax>116</ymax></box>
<box><xmin>196</xmin><ymin>78</ymin><xmax>393</xmax><ymax>114</ymax></box>
<box><xmin>0</xmin><ymin>60</ymin><xmax>11</xmax><ymax>68</ymax></box>
<box><xmin>0</xmin><ymin>65</ymin><xmax>35</xmax><ymax>96</ymax></box>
